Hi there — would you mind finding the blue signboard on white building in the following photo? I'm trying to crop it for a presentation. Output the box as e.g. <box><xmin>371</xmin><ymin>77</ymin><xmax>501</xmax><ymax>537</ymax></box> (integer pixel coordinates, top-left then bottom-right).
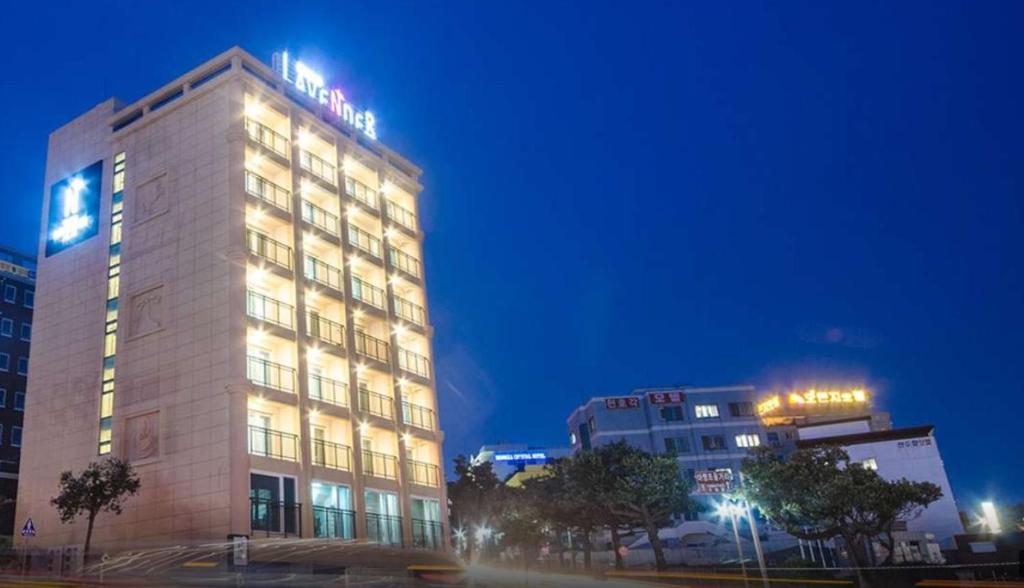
<box><xmin>46</xmin><ymin>160</ymin><xmax>103</xmax><ymax>257</ymax></box>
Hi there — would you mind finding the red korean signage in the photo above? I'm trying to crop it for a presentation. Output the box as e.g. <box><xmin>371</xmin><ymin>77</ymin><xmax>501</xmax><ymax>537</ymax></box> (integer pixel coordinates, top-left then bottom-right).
<box><xmin>604</xmin><ymin>397</ymin><xmax>640</xmax><ymax>410</ymax></box>
<box><xmin>648</xmin><ymin>390</ymin><xmax>685</xmax><ymax>405</ymax></box>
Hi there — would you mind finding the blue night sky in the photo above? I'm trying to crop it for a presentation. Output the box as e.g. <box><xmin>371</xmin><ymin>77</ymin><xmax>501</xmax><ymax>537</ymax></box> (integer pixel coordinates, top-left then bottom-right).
<box><xmin>1</xmin><ymin>2</ymin><xmax>1021</xmax><ymax>505</ymax></box>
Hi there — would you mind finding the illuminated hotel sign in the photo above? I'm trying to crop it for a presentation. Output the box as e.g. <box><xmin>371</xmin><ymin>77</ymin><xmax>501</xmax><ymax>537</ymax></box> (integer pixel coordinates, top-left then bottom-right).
<box><xmin>493</xmin><ymin>451</ymin><xmax>548</xmax><ymax>463</ymax></box>
<box><xmin>272</xmin><ymin>51</ymin><xmax>377</xmax><ymax>140</ymax></box>
<box><xmin>46</xmin><ymin>160</ymin><xmax>103</xmax><ymax>257</ymax></box>
<box><xmin>695</xmin><ymin>469</ymin><xmax>733</xmax><ymax>494</ymax></box>
<box><xmin>758</xmin><ymin>388</ymin><xmax>869</xmax><ymax>416</ymax></box>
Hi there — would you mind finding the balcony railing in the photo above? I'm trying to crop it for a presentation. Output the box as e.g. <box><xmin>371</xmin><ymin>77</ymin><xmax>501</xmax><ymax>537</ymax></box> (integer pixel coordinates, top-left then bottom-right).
<box><xmin>247</xmin><ymin>290</ymin><xmax>294</xmax><ymax>329</ymax></box>
<box><xmin>300</xmin><ymin>150</ymin><xmax>337</xmax><ymax>186</ymax></box>
<box><xmin>354</xmin><ymin>330</ymin><xmax>390</xmax><ymax>364</ymax></box>
<box><xmin>398</xmin><ymin>348</ymin><xmax>431</xmax><ymax>379</ymax></box>
<box><xmin>245</xmin><ymin>118</ymin><xmax>289</xmax><ymax>159</ymax></box>
<box><xmin>348</xmin><ymin>224</ymin><xmax>382</xmax><ymax>258</ymax></box>
<box><xmin>359</xmin><ymin>387</ymin><xmax>394</xmax><ymax>420</ymax></box>
<box><xmin>306</xmin><ymin>312</ymin><xmax>345</xmax><ymax>347</ymax></box>
<box><xmin>362</xmin><ymin>449</ymin><xmax>399</xmax><ymax>480</ymax></box>
<box><xmin>386</xmin><ymin>200</ymin><xmax>417</xmax><ymax>232</ymax></box>
<box><xmin>389</xmin><ymin>247</ymin><xmax>422</xmax><ymax>279</ymax></box>
<box><xmin>247</xmin><ymin>230</ymin><xmax>292</xmax><ymax>270</ymax></box>
<box><xmin>250</xmin><ymin>497</ymin><xmax>302</xmax><ymax>537</ymax></box>
<box><xmin>365</xmin><ymin>512</ymin><xmax>402</xmax><ymax>546</ymax></box>
<box><xmin>309</xmin><ymin>374</ymin><xmax>348</xmax><ymax>407</ymax></box>
<box><xmin>247</xmin><ymin>356</ymin><xmax>296</xmax><ymax>393</ymax></box>
<box><xmin>407</xmin><ymin>459</ymin><xmax>441</xmax><ymax>487</ymax></box>
<box><xmin>311</xmin><ymin>438</ymin><xmax>352</xmax><ymax>471</ymax></box>
<box><xmin>402</xmin><ymin>401</ymin><xmax>436</xmax><ymax>431</ymax></box>
<box><xmin>312</xmin><ymin>506</ymin><xmax>355</xmax><ymax>539</ymax></box>
<box><xmin>411</xmin><ymin>519</ymin><xmax>444</xmax><ymax>550</ymax></box>
<box><xmin>393</xmin><ymin>295</ymin><xmax>426</xmax><ymax>326</ymax></box>
<box><xmin>303</xmin><ymin>255</ymin><xmax>343</xmax><ymax>291</ymax></box>
<box><xmin>245</xmin><ymin>170</ymin><xmax>291</xmax><ymax>212</ymax></box>
<box><xmin>351</xmin><ymin>276</ymin><xmax>386</xmax><ymax>310</ymax></box>
<box><xmin>248</xmin><ymin>425</ymin><xmax>298</xmax><ymax>461</ymax></box>
<box><xmin>345</xmin><ymin>176</ymin><xmax>378</xmax><ymax>210</ymax></box>
<box><xmin>301</xmin><ymin>200</ymin><xmax>339</xmax><ymax>235</ymax></box>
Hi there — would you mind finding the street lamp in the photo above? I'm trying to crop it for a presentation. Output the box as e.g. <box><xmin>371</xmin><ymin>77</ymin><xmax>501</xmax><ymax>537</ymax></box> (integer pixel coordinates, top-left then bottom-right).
<box><xmin>980</xmin><ymin>501</ymin><xmax>1002</xmax><ymax>533</ymax></box>
<box><xmin>717</xmin><ymin>500</ymin><xmax>749</xmax><ymax>586</ymax></box>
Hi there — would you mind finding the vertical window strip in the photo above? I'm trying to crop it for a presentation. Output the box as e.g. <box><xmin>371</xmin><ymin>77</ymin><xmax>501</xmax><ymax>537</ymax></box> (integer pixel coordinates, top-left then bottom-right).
<box><xmin>98</xmin><ymin>152</ymin><xmax>126</xmax><ymax>454</ymax></box>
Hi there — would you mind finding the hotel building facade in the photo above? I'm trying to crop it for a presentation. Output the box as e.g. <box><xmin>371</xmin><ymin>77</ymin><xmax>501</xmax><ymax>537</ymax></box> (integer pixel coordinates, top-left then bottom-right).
<box><xmin>16</xmin><ymin>47</ymin><xmax>447</xmax><ymax>551</ymax></box>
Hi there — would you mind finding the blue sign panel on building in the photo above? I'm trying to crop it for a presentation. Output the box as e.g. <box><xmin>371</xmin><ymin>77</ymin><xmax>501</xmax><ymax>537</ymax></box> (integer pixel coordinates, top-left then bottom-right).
<box><xmin>46</xmin><ymin>160</ymin><xmax>103</xmax><ymax>257</ymax></box>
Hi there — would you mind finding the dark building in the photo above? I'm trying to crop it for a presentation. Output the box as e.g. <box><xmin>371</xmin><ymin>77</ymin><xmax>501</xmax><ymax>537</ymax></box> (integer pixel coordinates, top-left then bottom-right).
<box><xmin>0</xmin><ymin>246</ymin><xmax>35</xmax><ymax>539</ymax></box>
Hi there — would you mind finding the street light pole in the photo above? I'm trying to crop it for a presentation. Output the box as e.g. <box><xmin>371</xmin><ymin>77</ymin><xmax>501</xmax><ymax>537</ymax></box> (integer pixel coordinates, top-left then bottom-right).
<box><xmin>727</xmin><ymin>507</ymin><xmax>749</xmax><ymax>588</ymax></box>
<box><xmin>743</xmin><ymin>498</ymin><xmax>770</xmax><ymax>588</ymax></box>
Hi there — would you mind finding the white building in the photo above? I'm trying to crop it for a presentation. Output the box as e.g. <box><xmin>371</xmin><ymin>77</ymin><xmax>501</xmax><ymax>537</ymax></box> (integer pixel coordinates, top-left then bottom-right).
<box><xmin>796</xmin><ymin>418</ymin><xmax>964</xmax><ymax>556</ymax></box>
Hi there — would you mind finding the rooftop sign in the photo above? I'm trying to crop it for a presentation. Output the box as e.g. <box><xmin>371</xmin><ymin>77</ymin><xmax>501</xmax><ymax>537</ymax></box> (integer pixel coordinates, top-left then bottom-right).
<box><xmin>272</xmin><ymin>51</ymin><xmax>377</xmax><ymax>141</ymax></box>
<box><xmin>758</xmin><ymin>388</ymin><xmax>869</xmax><ymax>416</ymax></box>
<box><xmin>493</xmin><ymin>451</ymin><xmax>548</xmax><ymax>463</ymax></box>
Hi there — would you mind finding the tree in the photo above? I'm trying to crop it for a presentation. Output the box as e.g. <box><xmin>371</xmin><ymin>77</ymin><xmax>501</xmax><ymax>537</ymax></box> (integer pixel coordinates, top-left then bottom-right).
<box><xmin>495</xmin><ymin>486</ymin><xmax>548</xmax><ymax>568</ymax></box>
<box><xmin>51</xmin><ymin>458</ymin><xmax>141</xmax><ymax>561</ymax></box>
<box><xmin>570</xmin><ymin>442</ymin><xmax>645</xmax><ymax>570</ymax></box>
<box><xmin>607</xmin><ymin>451</ymin><xmax>695</xmax><ymax>571</ymax></box>
<box><xmin>742</xmin><ymin>446</ymin><xmax>941</xmax><ymax>585</ymax></box>
<box><xmin>447</xmin><ymin>455</ymin><xmax>508</xmax><ymax>561</ymax></box>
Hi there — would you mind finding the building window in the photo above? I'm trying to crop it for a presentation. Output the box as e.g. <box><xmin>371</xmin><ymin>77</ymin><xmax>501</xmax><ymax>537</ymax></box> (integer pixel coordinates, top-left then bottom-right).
<box><xmin>660</xmin><ymin>406</ymin><xmax>684</xmax><ymax>421</ymax></box>
<box><xmin>14</xmin><ymin>392</ymin><xmax>25</xmax><ymax>411</ymax></box>
<box><xmin>0</xmin><ymin>353</ymin><xmax>8</xmax><ymax>372</ymax></box>
<box><xmin>665</xmin><ymin>436</ymin><xmax>691</xmax><ymax>454</ymax></box>
<box><xmin>0</xmin><ymin>424</ymin><xmax>4</xmax><ymax>445</ymax></box>
<box><xmin>862</xmin><ymin>458</ymin><xmax>879</xmax><ymax>471</ymax></box>
<box><xmin>0</xmin><ymin>318</ymin><xmax>11</xmax><ymax>337</ymax></box>
<box><xmin>735</xmin><ymin>433</ymin><xmax>761</xmax><ymax>448</ymax></box>
<box><xmin>0</xmin><ymin>389</ymin><xmax>6</xmax><ymax>408</ymax></box>
<box><xmin>701</xmin><ymin>435</ymin><xmax>727</xmax><ymax>451</ymax></box>
<box><xmin>766</xmin><ymin>431</ymin><xmax>781</xmax><ymax>447</ymax></box>
<box><xmin>588</xmin><ymin>416</ymin><xmax>596</xmax><ymax>433</ymax></box>
<box><xmin>17</xmin><ymin>357</ymin><xmax>28</xmax><ymax>375</ymax></box>
<box><xmin>694</xmin><ymin>404</ymin><xmax>719</xmax><ymax>419</ymax></box>
<box><xmin>728</xmin><ymin>402</ymin><xmax>755</xmax><ymax>417</ymax></box>
<box><xmin>20</xmin><ymin>323</ymin><xmax>31</xmax><ymax>341</ymax></box>
<box><xmin>3</xmin><ymin>285</ymin><xmax>15</xmax><ymax>303</ymax></box>
<box><xmin>24</xmin><ymin>289</ymin><xmax>34</xmax><ymax>308</ymax></box>
<box><xmin>11</xmin><ymin>426</ymin><xmax>21</xmax><ymax>447</ymax></box>
<box><xmin>569</xmin><ymin>432</ymin><xmax>577</xmax><ymax>445</ymax></box>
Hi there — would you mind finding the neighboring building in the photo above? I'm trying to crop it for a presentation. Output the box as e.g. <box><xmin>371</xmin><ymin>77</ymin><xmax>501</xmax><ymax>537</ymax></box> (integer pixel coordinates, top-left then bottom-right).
<box><xmin>16</xmin><ymin>47</ymin><xmax>446</xmax><ymax>551</ymax></box>
<box><xmin>567</xmin><ymin>386</ymin><xmax>777</xmax><ymax>503</ymax></box>
<box><xmin>0</xmin><ymin>246</ymin><xmax>35</xmax><ymax>538</ymax></box>
<box><xmin>796</xmin><ymin>419</ymin><xmax>965</xmax><ymax>552</ymax></box>
<box><xmin>472</xmin><ymin>444</ymin><xmax>572</xmax><ymax>486</ymax></box>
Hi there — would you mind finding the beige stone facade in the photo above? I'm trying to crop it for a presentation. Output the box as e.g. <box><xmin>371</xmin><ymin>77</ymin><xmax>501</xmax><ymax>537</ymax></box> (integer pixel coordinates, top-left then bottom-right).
<box><xmin>16</xmin><ymin>47</ymin><xmax>447</xmax><ymax>551</ymax></box>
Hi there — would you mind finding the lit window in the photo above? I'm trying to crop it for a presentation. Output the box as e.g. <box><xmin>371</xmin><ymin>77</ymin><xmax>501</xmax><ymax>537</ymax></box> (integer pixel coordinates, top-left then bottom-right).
<box><xmin>735</xmin><ymin>434</ymin><xmax>761</xmax><ymax>448</ymax></box>
<box><xmin>3</xmin><ymin>285</ymin><xmax>15</xmax><ymax>303</ymax></box>
<box><xmin>0</xmin><ymin>353</ymin><xmax>8</xmax><ymax>372</ymax></box>
<box><xmin>695</xmin><ymin>404</ymin><xmax>719</xmax><ymax>419</ymax></box>
<box><xmin>11</xmin><ymin>426</ymin><xmax>21</xmax><ymax>447</ymax></box>
<box><xmin>17</xmin><ymin>357</ymin><xmax>28</xmax><ymax>375</ymax></box>
<box><xmin>20</xmin><ymin>323</ymin><xmax>30</xmax><ymax>341</ymax></box>
<box><xmin>862</xmin><ymin>458</ymin><xmax>878</xmax><ymax>471</ymax></box>
<box><xmin>0</xmin><ymin>319</ymin><xmax>11</xmax><ymax>337</ymax></box>
<box><xmin>24</xmin><ymin>289</ymin><xmax>34</xmax><ymax>308</ymax></box>
<box><xmin>14</xmin><ymin>392</ymin><xmax>24</xmax><ymax>411</ymax></box>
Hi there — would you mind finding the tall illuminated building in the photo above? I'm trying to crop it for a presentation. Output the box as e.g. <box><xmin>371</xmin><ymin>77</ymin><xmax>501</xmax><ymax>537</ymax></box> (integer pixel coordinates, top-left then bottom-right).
<box><xmin>16</xmin><ymin>47</ymin><xmax>446</xmax><ymax>551</ymax></box>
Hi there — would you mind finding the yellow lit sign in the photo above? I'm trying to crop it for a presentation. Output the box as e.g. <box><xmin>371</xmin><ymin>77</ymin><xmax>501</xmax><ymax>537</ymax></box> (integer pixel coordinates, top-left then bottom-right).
<box><xmin>788</xmin><ymin>388</ymin><xmax>868</xmax><ymax>406</ymax></box>
<box><xmin>757</xmin><ymin>395</ymin><xmax>781</xmax><ymax>415</ymax></box>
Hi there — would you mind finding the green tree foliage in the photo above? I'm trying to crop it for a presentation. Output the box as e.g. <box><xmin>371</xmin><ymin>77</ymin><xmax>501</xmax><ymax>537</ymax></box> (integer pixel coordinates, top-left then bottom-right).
<box><xmin>606</xmin><ymin>450</ymin><xmax>696</xmax><ymax>570</ymax></box>
<box><xmin>447</xmin><ymin>455</ymin><xmax>509</xmax><ymax>560</ymax></box>
<box><xmin>50</xmin><ymin>458</ymin><xmax>141</xmax><ymax>561</ymax></box>
<box><xmin>741</xmin><ymin>446</ymin><xmax>941</xmax><ymax>583</ymax></box>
